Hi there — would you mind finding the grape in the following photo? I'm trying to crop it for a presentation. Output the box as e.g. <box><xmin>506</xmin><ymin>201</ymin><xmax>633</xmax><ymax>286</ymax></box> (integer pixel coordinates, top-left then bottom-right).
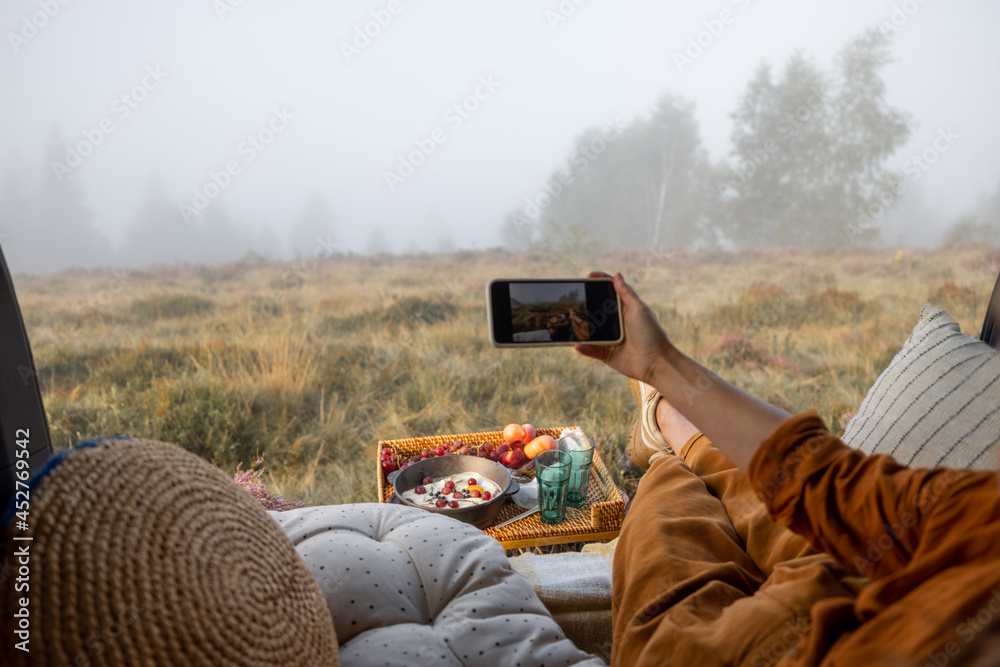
<box><xmin>415</xmin><ymin>485</ymin><xmax>426</xmax><ymax>494</ymax></box>
<box><xmin>382</xmin><ymin>460</ymin><xmax>398</xmax><ymax>472</ymax></box>
<box><xmin>435</xmin><ymin>498</ymin><xmax>447</xmax><ymax>509</ymax></box>
<box><xmin>447</xmin><ymin>500</ymin><xmax>459</xmax><ymax>509</ymax></box>
<box><xmin>482</xmin><ymin>443</ymin><xmax>494</xmax><ymax>454</ymax></box>
<box><xmin>452</xmin><ymin>491</ymin><xmax>462</xmax><ymax>499</ymax></box>
<box><xmin>469</xmin><ymin>490</ymin><xmax>482</xmax><ymax>498</ymax></box>
<box><xmin>478</xmin><ymin>449</ymin><xmax>489</xmax><ymax>458</ymax></box>
<box><xmin>467</xmin><ymin>478</ymin><xmax>477</xmax><ymax>486</ymax></box>
<box><xmin>488</xmin><ymin>452</ymin><xmax>499</xmax><ymax>462</ymax></box>
<box><xmin>422</xmin><ymin>476</ymin><xmax>433</xmax><ymax>485</ymax></box>
<box><xmin>434</xmin><ymin>446</ymin><xmax>445</xmax><ymax>457</ymax></box>
<box><xmin>420</xmin><ymin>449</ymin><xmax>430</xmax><ymax>458</ymax></box>
<box><xmin>481</xmin><ymin>491</ymin><xmax>491</xmax><ymax>501</ymax></box>
<box><xmin>459</xmin><ymin>445</ymin><xmax>469</xmax><ymax>455</ymax></box>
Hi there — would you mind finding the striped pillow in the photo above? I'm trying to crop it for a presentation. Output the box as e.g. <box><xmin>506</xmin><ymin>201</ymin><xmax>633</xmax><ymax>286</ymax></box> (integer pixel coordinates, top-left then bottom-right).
<box><xmin>842</xmin><ymin>304</ymin><xmax>1000</xmax><ymax>470</ymax></box>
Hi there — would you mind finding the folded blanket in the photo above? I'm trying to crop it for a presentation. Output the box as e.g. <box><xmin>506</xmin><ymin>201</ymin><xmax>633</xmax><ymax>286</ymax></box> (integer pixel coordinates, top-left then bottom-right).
<box><xmin>507</xmin><ymin>540</ymin><xmax>617</xmax><ymax>663</ymax></box>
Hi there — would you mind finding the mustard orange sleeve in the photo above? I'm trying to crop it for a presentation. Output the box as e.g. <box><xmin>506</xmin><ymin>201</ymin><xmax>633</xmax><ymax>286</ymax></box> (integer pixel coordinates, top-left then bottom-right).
<box><xmin>747</xmin><ymin>412</ymin><xmax>990</xmax><ymax>580</ymax></box>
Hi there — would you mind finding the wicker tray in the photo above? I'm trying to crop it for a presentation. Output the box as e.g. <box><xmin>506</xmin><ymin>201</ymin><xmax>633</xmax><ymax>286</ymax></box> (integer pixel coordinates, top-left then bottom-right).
<box><xmin>376</xmin><ymin>427</ymin><xmax>627</xmax><ymax>549</ymax></box>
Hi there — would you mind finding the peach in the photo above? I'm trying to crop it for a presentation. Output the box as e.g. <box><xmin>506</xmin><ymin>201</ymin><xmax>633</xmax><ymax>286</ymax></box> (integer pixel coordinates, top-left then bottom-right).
<box><xmin>521</xmin><ymin>423</ymin><xmax>537</xmax><ymax>441</ymax></box>
<box><xmin>503</xmin><ymin>423</ymin><xmax>528</xmax><ymax>445</ymax></box>
<box><xmin>524</xmin><ymin>435</ymin><xmax>558</xmax><ymax>460</ymax></box>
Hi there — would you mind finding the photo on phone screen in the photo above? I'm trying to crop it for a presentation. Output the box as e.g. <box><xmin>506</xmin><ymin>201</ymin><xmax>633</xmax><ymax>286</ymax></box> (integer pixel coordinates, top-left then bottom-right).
<box><xmin>487</xmin><ymin>278</ymin><xmax>623</xmax><ymax>347</ymax></box>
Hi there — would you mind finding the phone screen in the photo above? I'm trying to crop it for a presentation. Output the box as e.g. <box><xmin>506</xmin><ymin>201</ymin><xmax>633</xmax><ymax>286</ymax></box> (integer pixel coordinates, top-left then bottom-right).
<box><xmin>488</xmin><ymin>278</ymin><xmax>623</xmax><ymax>347</ymax></box>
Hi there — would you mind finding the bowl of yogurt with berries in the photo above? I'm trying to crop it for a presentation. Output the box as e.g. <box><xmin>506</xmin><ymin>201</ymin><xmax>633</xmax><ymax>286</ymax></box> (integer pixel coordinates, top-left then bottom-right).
<box><xmin>387</xmin><ymin>454</ymin><xmax>519</xmax><ymax>529</ymax></box>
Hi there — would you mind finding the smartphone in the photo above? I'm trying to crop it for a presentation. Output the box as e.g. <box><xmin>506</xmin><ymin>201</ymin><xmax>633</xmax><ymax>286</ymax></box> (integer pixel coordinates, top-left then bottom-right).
<box><xmin>487</xmin><ymin>278</ymin><xmax>623</xmax><ymax>347</ymax></box>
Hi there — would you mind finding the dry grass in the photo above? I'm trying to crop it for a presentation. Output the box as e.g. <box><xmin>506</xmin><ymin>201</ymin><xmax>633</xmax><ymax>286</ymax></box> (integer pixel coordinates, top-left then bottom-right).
<box><xmin>14</xmin><ymin>243</ymin><xmax>999</xmax><ymax>504</ymax></box>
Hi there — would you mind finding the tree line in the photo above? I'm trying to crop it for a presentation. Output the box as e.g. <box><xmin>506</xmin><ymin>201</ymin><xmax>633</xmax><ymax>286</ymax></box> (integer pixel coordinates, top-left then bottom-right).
<box><xmin>500</xmin><ymin>30</ymin><xmax>996</xmax><ymax>251</ymax></box>
<box><xmin>0</xmin><ymin>133</ymin><xmax>337</xmax><ymax>274</ymax></box>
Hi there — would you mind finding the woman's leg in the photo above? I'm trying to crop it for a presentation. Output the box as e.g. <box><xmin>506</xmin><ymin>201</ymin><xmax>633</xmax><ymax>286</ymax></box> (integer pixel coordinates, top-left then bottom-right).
<box><xmin>611</xmin><ymin>452</ymin><xmax>865</xmax><ymax>667</ymax></box>
<box><xmin>613</xmin><ymin>390</ymin><xmax>867</xmax><ymax>666</ymax></box>
<box><xmin>654</xmin><ymin>396</ymin><xmax>816</xmax><ymax>576</ymax></box>
<box><xmin>612</xmin><ymin>453</ymin><xmax>765</xmax><ymax>666</ymax></box>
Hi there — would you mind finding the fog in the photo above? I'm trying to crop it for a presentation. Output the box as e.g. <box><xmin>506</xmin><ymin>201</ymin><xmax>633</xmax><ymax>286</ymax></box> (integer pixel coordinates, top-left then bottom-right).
<box><xmin>1</xmin><ymin>0</ymin><xmax>998</xmax><ymax>271</ymax></box>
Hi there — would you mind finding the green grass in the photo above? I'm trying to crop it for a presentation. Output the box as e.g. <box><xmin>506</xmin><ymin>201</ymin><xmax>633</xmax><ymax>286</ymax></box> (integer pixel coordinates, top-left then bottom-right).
<box><xmin>15</xmin><ymin>244</ymin><xmax>998</xmax><ymax>505</ymax></box>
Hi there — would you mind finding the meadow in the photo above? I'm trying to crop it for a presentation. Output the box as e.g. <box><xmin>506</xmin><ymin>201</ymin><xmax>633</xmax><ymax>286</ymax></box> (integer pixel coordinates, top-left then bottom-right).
<box><xmin>13</xmin><ymin>243</ymin><xmax>999</xmax><ymax>505</ymax></box>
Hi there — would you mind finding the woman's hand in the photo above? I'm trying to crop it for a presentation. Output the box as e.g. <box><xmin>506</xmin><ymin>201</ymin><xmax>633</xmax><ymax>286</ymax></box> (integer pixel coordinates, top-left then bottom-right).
<box><xmin>574</xmin><ymin>271</ymin><xmax>675</xmax><ymax>385</ymax></box>
<box><xmin>575</xmin><ymin>270</ymin><xmax>791</xmax><ymax>472</ymax></box>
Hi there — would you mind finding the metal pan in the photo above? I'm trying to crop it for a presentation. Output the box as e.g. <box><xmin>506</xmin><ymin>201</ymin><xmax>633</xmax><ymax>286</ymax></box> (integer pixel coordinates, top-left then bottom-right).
<box><xmin>387</xmin><ymin>454</ymin><xmax>519</xmax><ymax>529</ymax></box>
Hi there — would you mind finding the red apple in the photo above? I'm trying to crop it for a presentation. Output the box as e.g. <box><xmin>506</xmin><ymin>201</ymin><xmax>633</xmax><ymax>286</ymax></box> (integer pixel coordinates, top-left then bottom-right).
<box><xmin>500</xmin><ymin>446</ymin><xmax>527</xmax><ymax>469</ymax></box>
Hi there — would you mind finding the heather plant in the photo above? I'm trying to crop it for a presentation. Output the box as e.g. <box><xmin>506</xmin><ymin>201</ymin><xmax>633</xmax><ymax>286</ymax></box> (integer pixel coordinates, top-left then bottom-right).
<box><xmin>234</xmin><ymin>455</ymin><xmax>307</xmax><ymax>511</ymax></box>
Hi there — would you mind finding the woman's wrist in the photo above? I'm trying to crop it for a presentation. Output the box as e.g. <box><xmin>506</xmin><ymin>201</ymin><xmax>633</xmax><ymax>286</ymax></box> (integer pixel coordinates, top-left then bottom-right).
<box><xmin>645</xmin><ymin>342</ymin><xmax>685</xmax><ymax>392</ymax></box>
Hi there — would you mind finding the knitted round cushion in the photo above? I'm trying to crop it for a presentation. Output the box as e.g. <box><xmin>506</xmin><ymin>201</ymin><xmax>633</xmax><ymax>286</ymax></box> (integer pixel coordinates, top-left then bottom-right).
<box><xmin>0</xmin><ymin>438</ymin><xmax>340</xmax><ymax>667</ymax></box>
<box><xmin>272</xmin><ymin>504</ymin><xmax>607</xmax><ymax>667</ymax></box>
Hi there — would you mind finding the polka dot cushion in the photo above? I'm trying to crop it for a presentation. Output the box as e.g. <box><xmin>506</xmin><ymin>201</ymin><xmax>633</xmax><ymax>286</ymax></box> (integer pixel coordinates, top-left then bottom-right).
<box><xmin>270</xmin><ymin>504</ymin><xmax>607</xmax><ymax>667</ymax></box>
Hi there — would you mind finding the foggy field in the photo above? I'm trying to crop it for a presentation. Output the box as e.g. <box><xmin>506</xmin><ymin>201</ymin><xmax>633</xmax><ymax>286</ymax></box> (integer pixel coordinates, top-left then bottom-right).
<box><xmin>15</xmin><ymin>244</ymin><xmax>997</xmax><ymax>504</ymax></box>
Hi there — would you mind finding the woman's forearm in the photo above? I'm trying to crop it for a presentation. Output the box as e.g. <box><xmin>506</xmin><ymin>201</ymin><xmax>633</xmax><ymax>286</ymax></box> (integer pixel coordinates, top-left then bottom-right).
<box><xmin>648</xmin><ymin>347</ymin><xmax>792</xmax><ymax>471</ymax></box>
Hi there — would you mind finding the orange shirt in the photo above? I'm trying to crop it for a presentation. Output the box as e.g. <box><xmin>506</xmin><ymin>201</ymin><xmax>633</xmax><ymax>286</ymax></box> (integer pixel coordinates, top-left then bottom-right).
<box><xmin>749</xmin><ymin>413</ymin><xmax>1000</xmax><ymax>666</ymax></box>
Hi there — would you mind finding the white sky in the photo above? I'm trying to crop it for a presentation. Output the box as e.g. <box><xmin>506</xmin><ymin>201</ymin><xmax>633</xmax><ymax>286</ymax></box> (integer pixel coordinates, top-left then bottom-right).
<box><xmin>1</xmin><ymin>0</ymin><xmax>997</xmax><ymax>254</ymax></box>
<box><xmin>510</xmin><ymin>282</ymin><xmax>585</xmax><ymax>305</ymax></box>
